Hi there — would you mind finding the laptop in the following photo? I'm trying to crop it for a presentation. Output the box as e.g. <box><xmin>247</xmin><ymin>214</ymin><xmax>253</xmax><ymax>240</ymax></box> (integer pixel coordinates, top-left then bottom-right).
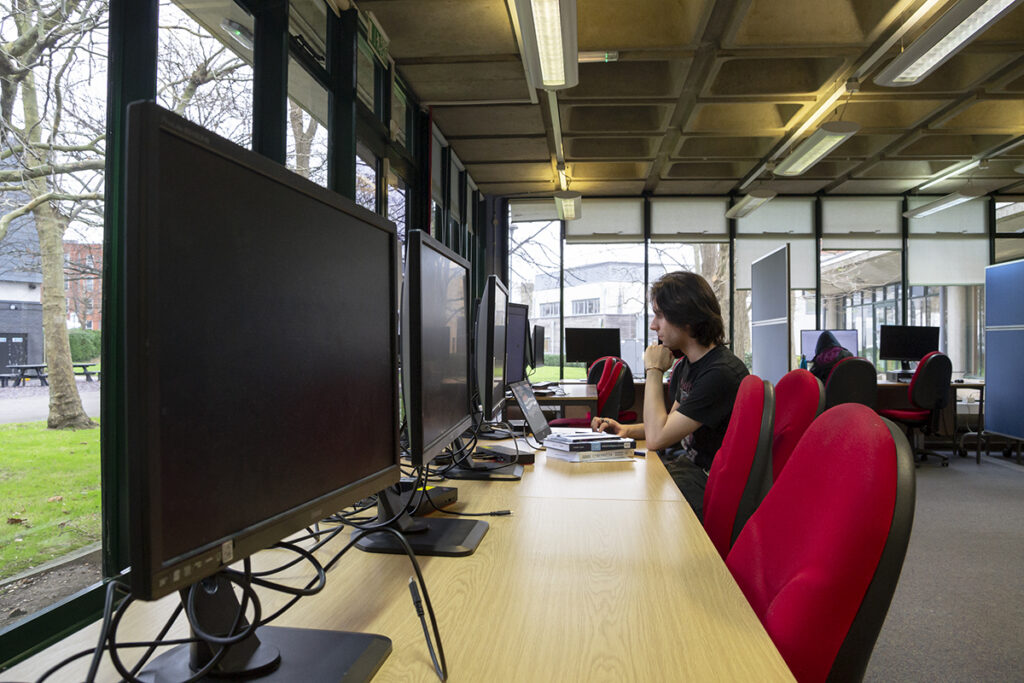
<box><xmin>508</xmin><ymin>380</ymin><xmax>553</xmax><ymax>442</ymax></box>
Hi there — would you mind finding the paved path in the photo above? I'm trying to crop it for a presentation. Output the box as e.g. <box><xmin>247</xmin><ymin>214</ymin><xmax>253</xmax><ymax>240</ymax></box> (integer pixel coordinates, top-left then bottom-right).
<box><xmin>0</xmin><ymin>380</ymin><xmax>101</xmax><ymax>424</ymax></box>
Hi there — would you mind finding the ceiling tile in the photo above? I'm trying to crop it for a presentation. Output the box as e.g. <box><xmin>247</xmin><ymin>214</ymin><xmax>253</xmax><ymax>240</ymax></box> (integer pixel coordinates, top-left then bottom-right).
<box><xmin>687</xmin><ymin>102</ymin><xmax>802</xmax><ymax>133</ymax></box>
<box><xmin>451</xmin><ymin>137</ymin><xmax>551</xmax><ymax>163</ymax></box>
<box><xmin>653</xmin><ymin>180</ymin><xmax>739</xmax><ymax>195</ymax></box>
<box><xmin>707</xmin><ymin>57</ymin><xmax>845</xmax><ymax>96</ymax></box>
<box><xmin>357</xmin><ymin>0</ymin><xmax>516</xmax><ymax>59</ymax></box>
<box><xmin>577</xmin><ymin>0</ymin><xmax>710</xmax><ymax>50</ymax></box>
<box><xmin>564</xmin><ymin>105</ymin><xmax>670</xmax><ymax>133</ymax></box>
<box><xmin>567</xmin><ymin>137</ymin><xmax>657</xmax><ymax>159</ymax></box>
<box><xmin>432</xmin><ymin>105</ymin><xmax>545</xmax><ymax>137</ymax></box>
<box><xmin>400</xmin><ymin>61</ymin><xmax>530</xmax><ymax>103</ymax></box>
<box><xmin>569</xmin><ymin>161</ymin><xmax>651</xmax><ymax>179</ymax></box>
<box><xmin>936</xmin><ymin>99</ymin><xmax>1024</xmax><ymax>132</ymax></box>
<box><xmin>675</xmin><ymin>136</ymin><xmax>778</xmax><ymax>159</ymax></box>
<box><xmin>561</xmin><ymin>60</ymin><xmax>688</xmax><ymax>100</ymax></box>
<box><xmin>663</xmin><ymin>161</ymin><xmax>753</xmax><ymax>179</ymax></box>
<box><xmin>465</xmin><ymin>162</ymin><xmax>554</xmax><ymax>183</ymax></box>
<box><xmin>731</xmin><ymin>0</ymin><xmax>904</xmax><ymax>46</ymax></box>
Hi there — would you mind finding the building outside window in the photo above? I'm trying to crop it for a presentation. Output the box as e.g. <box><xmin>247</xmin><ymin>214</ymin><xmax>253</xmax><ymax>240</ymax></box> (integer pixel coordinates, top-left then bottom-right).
<box><xmin>571</xmin><ymin>298</ymin><xmax>600</xmax><ymax>316</ymax></box>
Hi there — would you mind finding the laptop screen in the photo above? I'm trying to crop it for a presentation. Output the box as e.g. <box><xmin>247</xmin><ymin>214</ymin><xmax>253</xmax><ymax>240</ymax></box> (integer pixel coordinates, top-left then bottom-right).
<box><xmin>509</xmin><ymin>380</ymin><xmax>551</xmax><ymax>442</ymax></box>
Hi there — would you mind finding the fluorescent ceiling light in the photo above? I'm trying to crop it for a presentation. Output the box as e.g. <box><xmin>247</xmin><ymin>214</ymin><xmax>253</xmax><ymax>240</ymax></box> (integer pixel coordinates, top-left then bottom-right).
<box><xmin>775</xmin><ymin>121</ymin><xmax>861</xmax><ymax>176</ymax></box>
<box><xmin>725</xmin><ymin>189</ymin><xmax>776</xmax><ymax>219</ymax></box>
<box><xmin>554</xmin><ymin>191</ymin><xmax>582</xmax><ymax>220</ymax></box>
<box><xmin>511</xmin><ymin>0</ymin><xmax>578</xmax><ymax>90</ymax></box>
<box><xmin>903</xmin><ymin>188</ymin><xmax>987</xmax><ymax>218</ymax></box>
<box><xmin>918</xmin><ymin>159</ymin><xmax>982</xmax><ymax>190</ymax></box>
<box><xmin>578</xmin><ymin>51</ymin><xmax>618</xmax><ymax>63</ymax></box>
<box><xmin>874</xmin><ymin>0</ymin><xmax>1024</xmax><ymax>87</ymax></box>
<box><xmin>220</xmin><ymin>18</ymin><xmax>253</xmax><ymax>51</ymax></box>
<box><xmin>1016</xmin><ymin>162</ymin><xmax>1024</xmax><ymax>174</ymax></box>
<box><xmin>557</xmin><ymin>165</ymin><xmax>568</xmax><ymax>191</ymax></box>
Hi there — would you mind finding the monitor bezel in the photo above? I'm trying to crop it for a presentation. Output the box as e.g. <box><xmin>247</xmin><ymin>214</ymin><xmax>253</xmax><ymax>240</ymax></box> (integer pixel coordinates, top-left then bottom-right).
<box><xmin>800</xmin><ymin>329</ymin><xmax>859</xmax><ymax>358</ymax></box>
<box><xmin>124</xmin><ymin>102</ymin><xmax>401</xmax><ymax>600</ymax></box>
<box><xmin>564</xmin><ymin>327</ymin><xmax>621</xmax><ymax>365</ymax></box>
<box><xmin>878</xmin><ymin>324</ymin><xmax>941</xmax><ymax>362</ymax></box>
<box><xmin>505</xmin><ymin>302</ymin><xmax>530</xmax><ymax>385</ymax></box>
<box><xmin>476</xmin><ymin>275</ymin><xmax>509</xmax><ymax>421</ymax></box>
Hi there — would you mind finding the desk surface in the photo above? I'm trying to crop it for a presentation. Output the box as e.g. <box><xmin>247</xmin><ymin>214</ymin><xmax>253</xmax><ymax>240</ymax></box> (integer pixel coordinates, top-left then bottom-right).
<box><xmin>7</xmin><ymin>447</ymin><xmax>793</xmax><ymax>682</ymax></box>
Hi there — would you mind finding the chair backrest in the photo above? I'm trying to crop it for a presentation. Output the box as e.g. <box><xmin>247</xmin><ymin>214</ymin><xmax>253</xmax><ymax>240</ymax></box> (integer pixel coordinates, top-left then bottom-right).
<box><xmin>726</xmin><ymin>404</ymin><xmax>916</xmax><ymax>683</ymax></box>
<box><xmin>908</xmin><ymin>350</ymin><xmax>952</xmax><ymax>412</ymax></box>
<box><xmin>771</xmin><ymin>369</ymin><xmax>825</xmax><ymax>481</ymax></box>
<box><xmin>588</xmin><ymin>356</ymin><xmax>625</xmax><ymax>418</ymax></box>
<box><xmin>702</xmin><ymin>375</ymin><xmax>775</xmax><ymax>558</ymax></box>
<box><xmin>824</xmin><ymin>356</ymin><xmax>878</xmax><ymax>410</ymax></box>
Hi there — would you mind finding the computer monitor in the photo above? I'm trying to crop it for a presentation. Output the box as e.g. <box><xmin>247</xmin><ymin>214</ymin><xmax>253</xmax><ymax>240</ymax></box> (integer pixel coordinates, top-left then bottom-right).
<box><xmin>532</xmin><ymin>324</ymin><xmax>545</xmax><ymax>368</ymax></box>
<box><xmin>476</xmin><ymin>274</ymin><xmax>508</xmax><ymax>420</ymax></box>
<box><xmin>800</xmin><ymin>329</ymin><xmax>859</xmax><ymax>358</ymax></box>
<box><xmin>565</xmin><ymin>327</ymin><xmax>621</xmax><ymax>367</ymax></box>
<box><xmin>880</xmin><ymin>325</ymin><xmax>940</xmax><ymax>367</ymax></box>
<box><xmin>505</xmin><ymin>303</ymin><xmax>529</xmax><ymax>384</ymax></box>
<box><xmin>508</xmin><ymin>380</ymin><xmax>551</xmax><ymax>442</ymax></box>
<box><xmin>125</xmin><ymin>102</ymin><xmax>398</xmax><ymax>678</ymax></box>
<box><xmin>355</xmin><ymin>229</ymin><xmax>488</xmax><ymax>557</ymax></box>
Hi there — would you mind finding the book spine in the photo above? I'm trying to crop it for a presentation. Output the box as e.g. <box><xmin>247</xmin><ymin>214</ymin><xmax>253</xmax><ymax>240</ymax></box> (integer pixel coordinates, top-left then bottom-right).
<box><xmin>545</xmin><ymin>439</ymin><xmax>635</xmax><ymax>451</ymax></box>
<box><xmin>546</xmin><ymin>447</ymin><xmax>634</xmax><ymax>461</ymax></box>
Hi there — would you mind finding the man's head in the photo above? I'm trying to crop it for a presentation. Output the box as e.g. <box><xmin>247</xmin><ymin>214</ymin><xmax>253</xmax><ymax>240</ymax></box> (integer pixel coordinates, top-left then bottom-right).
<box><xmin>649</xmin><ymin>271</ymin><xmax>725</xmax><ymax>349</ymax></box>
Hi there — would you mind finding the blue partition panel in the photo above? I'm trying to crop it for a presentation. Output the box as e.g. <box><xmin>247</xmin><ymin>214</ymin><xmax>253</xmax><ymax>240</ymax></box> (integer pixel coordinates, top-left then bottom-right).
<box><xmin>984</xmin><ymin>259</ymin><xmax>1024</xmax><ymax>441</ymax></box>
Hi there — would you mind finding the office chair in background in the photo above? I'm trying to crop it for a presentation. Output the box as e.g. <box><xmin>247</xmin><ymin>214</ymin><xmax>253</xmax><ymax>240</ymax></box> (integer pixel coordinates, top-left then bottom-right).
<box><xmin>726</xmin><ymin>404</ymin><xmax>916</xmax><ymax>683</ymax></box>
<box><xmin>878</xmin><ymin>350</ymin><xmax>954</xmax><ymax>466</ymax></box>
<box><xmin>771</xmin><ymin>369</ymin><xmax>825</xmax><ymax>481</ymax></box>
<box><xmin>548</xmin><ymin>355</ymin><xmax>635</xmax><ymax>428</ymax></box>
<box><xmin>824</xmin><ymin>356</ymin><xmax>878</xmax><ymax>410</ymax></box>
<box><xmin>702</xmin><ymin>375</ymin><xmax>775</xmax><ymax>558</ymax></box>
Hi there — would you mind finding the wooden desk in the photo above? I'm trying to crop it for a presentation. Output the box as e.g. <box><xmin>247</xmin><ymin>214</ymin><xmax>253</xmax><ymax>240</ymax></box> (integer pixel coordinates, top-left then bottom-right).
<box><xmin>878</xmin><ymin>380</ymin><xmax>985</xmax><ymax>461</ymax></box>
<box><xmin>534</xmin><ymin>382</ymin><xmax>599</xmax><ymax>418</ymax></box>
<box><xmin>6</xmin><ymin>448</ymin><xmax>793</xmax><ymax>682</ymax></box>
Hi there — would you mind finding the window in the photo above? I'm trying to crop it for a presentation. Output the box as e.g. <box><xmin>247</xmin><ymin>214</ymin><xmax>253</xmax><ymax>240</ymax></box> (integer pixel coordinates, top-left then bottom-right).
<box><xmin>355</xmin><ymin>146</ymin><xmax>377</xmax><ymax>212</ymax></box>
<box><xmin>507</xmin><ymin>204</ymin><xmax>561</xmax><ymax>380</ymax></box>
<box><xmin>572</xmin><ymin>298</ymin><xmax>600</xmax><ymax>316</ymax></box>
<box><xmin>539</xmin><ymin>302</ymin><xmax>560</xmax><ymax>317</ymax></box>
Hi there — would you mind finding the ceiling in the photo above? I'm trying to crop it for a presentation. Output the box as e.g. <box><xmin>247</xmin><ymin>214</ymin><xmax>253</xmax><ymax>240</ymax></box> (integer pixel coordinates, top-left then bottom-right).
<box><xmin>357</xmin><ymin>0</ymin><xmax>1024</xmax><ymax>200</ymax></box>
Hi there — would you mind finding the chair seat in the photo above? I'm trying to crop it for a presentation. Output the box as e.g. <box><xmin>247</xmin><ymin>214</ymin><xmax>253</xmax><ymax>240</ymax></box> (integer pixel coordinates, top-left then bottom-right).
<box><xmin>878</xmin><ymin>408</ymin><xmax>930</xmax><ymax>423</ymax></box>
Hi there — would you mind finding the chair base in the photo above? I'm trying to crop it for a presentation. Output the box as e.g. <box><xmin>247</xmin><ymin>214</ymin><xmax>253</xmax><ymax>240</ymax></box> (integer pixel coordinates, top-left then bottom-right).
<box><xmin>915</xmin><ymin>448</ymin><xmax>949</xmax><ymax>467</ymax></box>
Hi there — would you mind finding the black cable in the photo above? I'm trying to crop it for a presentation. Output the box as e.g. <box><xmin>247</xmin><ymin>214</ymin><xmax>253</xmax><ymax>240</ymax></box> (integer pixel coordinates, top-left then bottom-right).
<box><xmin>82</xmin><ymin>579</ymin><xmax>126</xmax><ymax>682</ymax></box>
<box><xmin>421</xmin><ymin>483</ymin><xmax>511</xmax><ymax>517</ymax></box>
<box><xmin>409</xmin><ymin>578</ymin><xmax>444</xmax><ymax>681</ymax></box>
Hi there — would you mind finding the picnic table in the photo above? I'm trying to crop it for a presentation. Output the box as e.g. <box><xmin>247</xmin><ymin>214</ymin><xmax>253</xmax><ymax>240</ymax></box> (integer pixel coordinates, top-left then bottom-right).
<box><xmin>5</xmin><ymin>363</ymin><xmax>48</xmax><ymax>387</ymax></box>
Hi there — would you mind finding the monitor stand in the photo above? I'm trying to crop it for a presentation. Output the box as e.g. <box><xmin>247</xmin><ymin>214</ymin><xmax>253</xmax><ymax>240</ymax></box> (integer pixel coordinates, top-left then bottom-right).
<box><xmin>444</xmin><ymin>456</ymin><xmax>524</xmax><ymax>481</ymax></box>
<box><xmin>353</xmin><ymin>484</ymin><xmax>487</xmax><ymax>557</ymax></box>
<box><xmin>139</xmin><ymin>575</ymin><xmax>390</xmax><ymax>682</ymax></box>
<box><xmin>476</xmin><ymin>422</ymin><xmax>514</xmax><ymax>440</ymax></box>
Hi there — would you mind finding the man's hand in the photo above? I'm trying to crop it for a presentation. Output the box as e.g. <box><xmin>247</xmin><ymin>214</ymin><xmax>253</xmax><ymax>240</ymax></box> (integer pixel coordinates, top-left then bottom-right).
<box><xmin>643</xmin><ymin>343</ymin><xmax>674</xmax><ymax>373</ymax></box>
<box><xmin>592</xmin><ymin>416</ymin><xmax>623</xmax><ymax>434</ymax></box>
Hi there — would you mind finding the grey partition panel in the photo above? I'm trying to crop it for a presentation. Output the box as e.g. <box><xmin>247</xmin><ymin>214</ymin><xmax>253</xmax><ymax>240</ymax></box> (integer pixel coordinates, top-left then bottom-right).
<box><xmin>984</xmin><ymin>259</ymin><xmax>1024</xmax><ymax>441</ymax></box>
<box><xmin>751</xmin><ymin>245</ymin><xmax>790</xmax><ymax>385</ymax></box>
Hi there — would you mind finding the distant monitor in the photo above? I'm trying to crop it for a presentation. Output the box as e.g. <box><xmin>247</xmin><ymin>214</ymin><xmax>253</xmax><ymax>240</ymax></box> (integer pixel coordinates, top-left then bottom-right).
<box><xmin>505</xmin><ymin>303</ymin><xmax>529</xmax><ymax>385</ymax></box>
<box><xmin>565</xmin><ymin>327</ymin><xmax>621</xmax><ymax>367</ymax></box>
<box><xmin>801</xmin><ymin>329</ymin><xmax>859</xmax><ymax>358</ymax></box>
<box><xmin>475</xmin><ymin>274</ymin><xmax>508</xmax><ymax>421</ymax></box>
<box><xmin>357</xmin><ymin>229</ymin><xmax>488</xmax><ymax>557</ymax></box>
<box><xmin>880</xmin><ymin>325</ymin><xmax>940</xmax><ymax>366</ymax></box>
<box><xmin>532</xmin><ymin>324</ymin><xmax>545</xmax><ymax>368</ymax></box>
<box><xmin>125</xmin><ymin>102</ymin><xmax>398</xmax><ymax>678</ymax></box>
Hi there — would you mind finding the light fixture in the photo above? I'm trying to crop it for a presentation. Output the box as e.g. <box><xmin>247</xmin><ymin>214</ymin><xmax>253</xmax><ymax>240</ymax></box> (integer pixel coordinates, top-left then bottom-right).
<box><xmin>1015</xmin><ymin>162</ymin><xmax>1024</xmax><ymax>175</ymax></box>
<box><xmin>918</xmin><ymin>159</ymin><xmax>983</xmax><ymax>190</ymax></box>
<box><xmin>510</xmin><ymin>0</ymin><xmax>578</xmax><ymax>90</ymax></box>
<box><xmin>874</xmin><ymin>0</ymin><xmax>1024</xmax><ymax>87</ymax></box>
<box><xmin>554</xmin><ymin>190</ymin><xmax>582</xmax><ymax>220</ymax></box>
<box><xmin>725</xmin><ymin>189</ymin><xmax>777</xmax><ymax>219</ymax></box>
<box><xmin>774</xmin><ymin>121</ymin><xmax>861</xmax><ymax>176</ymax></box>
<box><xmin>578</xmin><ymin>50</ymin><xmax>618</xmax><ymax>63</ymax></box>
<box><xmin>220</xmin><ymin>18</ymin><xmax>254</xmax><ymax>51</ymax></box>
<box><xmin>903</xmin><ymin>188</ymin><xmax>987</xmax><ymax>218</ymax></box>
<box><xmin>557</xmin><ymin>164</ymin><xmax>568</xmax><ymax>191</ymax></box>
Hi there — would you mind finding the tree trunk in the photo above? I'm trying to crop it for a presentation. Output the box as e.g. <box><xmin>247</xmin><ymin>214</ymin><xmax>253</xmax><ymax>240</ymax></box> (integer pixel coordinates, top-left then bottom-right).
<box><xmin>20</xmin><ymin>68</ymin><xmax>95</xmax><ymax>430</ymax></box>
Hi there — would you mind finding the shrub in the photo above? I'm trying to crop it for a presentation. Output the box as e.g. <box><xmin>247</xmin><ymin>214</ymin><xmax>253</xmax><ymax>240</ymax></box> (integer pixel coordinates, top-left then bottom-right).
<box><xmin>68</xmin><ymin>329</ymin><xmax>102</xmax><ymax>362</ymax></box>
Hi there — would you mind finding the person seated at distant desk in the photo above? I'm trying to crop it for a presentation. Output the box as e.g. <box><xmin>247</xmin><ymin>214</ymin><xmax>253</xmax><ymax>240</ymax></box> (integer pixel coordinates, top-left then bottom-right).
<box><xmin>592</xmin><ymin>271</ymin><xmax>748</xmax><ymax>519</ymax></box>
<box><xmin>808</xmin><ymin>330</ymin><xmax>853</xmax><ymax>383</ymax></box>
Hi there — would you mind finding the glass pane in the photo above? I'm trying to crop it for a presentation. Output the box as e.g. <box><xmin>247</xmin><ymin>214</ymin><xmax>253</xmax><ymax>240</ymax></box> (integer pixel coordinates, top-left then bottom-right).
<box><xmin>792</xmin><ymin>289</ymin><xmax>817</xmax><ymax>368</ymax></box>
<box><xmin>996</xmin><ymin>201</ymin><xmax>1024</xmax><ymax>234</ymax></box>
<box><xmin>356</xmin><ymin>147</ymin><xmax>377</xmax><ymax>212</ymax></box>
<box><xmin>387</xmin><ymin>173</ymin><xmax>408</xmax><ymax>248</ymax></box>
<box><xmin>508</xmin><ymin>217</ymin><xmax>561</xmax><ymax>380</ymax></box>
<box><xmin>820</xmin><ymin>250</ymin><xmax>902</xmax><ymax>372</ymax></box>
<box><xmin>391</xmin><ymin>83</ymin><xmax>409</xmax><ymax>147</ymax></box>
<box><xmin>157</xmin><ymin>2</ymin><xmax>254</xmax><ymax>148</ymax></box>
<box><xmin>1</xmin><ymin>0</ymin><xmax>106</xmax><ymax>626</ymax></box>
<box><xmin>285</xmin><ymin>54</ymin><xmax>328</xmax><ymax>187</ymax></box>
<box><xmin>995</xmin><ymin>237</ymin><xmax>1024</xmax><ymax>263</ymax></box>
<box><xmin>563</xmin><ymin>243</ymin><xmax>646</xmax><ymax>376</ymax></box>
<box><xmin>648</xmin><ymin>242</ymin><xmax>731</xmax><ymax>345</ymax></box>
<box><xmin>357</xmin><ymin>38</ymin><xmax>376</xmax><ymax>111</ymax></box>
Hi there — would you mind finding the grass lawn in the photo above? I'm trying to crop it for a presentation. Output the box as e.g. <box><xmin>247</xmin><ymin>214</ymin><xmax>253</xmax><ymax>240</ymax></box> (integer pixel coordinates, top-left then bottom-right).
<box><xmin>0</xmin><ymin>421</ymin><xmax>101</xmax><ymax>581</ymax></box>
<box><xmin>526</xmin><ymin>365</ymin><xmax>587</xmax><ymax>382</ymax></box>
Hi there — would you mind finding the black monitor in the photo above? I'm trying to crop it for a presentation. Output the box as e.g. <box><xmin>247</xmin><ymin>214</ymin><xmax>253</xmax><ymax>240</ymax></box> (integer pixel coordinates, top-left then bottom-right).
<box><xmin>476</xmin><ymin>274</ymin><xmax>508</xmax><ymax>420</ymax></box>
<box><xmin>800</xmin><ymin>329</ymin><xmax>859</xmax><ymax>358</ymax></box>
<box><xmin>565</xmin><ymin>327</ymin><xmax>621</xmax><ymax>367</ymax></box>
<box><xmin>532</xmin><ymin>324</ymin><xmax>545</xmax><ymax>368</ymax></box>
<box><xmin>505</xmin><ymin>303</ymin><xmax>530</xmax><ymax>384</ymax></box>
<box><xmin>879</xmin><ymin>325</ymin><xmax>940</xmax><ymax>367</ymax></box>
<box><xmin>125</xmin><ymin>102</ymin><xmax>399</xmax><ymax>678</ymax></box>
<box><xmin>356</xmin><ymin>229</ymin><xmax>488</xmax><ymax>556</ymax></box>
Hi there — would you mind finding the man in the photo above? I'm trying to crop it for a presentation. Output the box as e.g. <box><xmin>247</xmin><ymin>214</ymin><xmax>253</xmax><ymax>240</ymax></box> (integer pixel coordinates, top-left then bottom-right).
<box><xmin>592</xmin><ymin>271</ymin><xmax>748</xmax><ymax>518</ymax></box>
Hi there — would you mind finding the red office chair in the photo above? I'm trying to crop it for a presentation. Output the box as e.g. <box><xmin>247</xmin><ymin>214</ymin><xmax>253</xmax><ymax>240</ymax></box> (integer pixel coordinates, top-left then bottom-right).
<box><xmin>548</xmin><ymin>356</ymin><xmax>635</xmax><ymax>428</ymax></box>
<box><xmin>771</xmin><ymin>369</ymin><xmax>825</xmax><ymax>481</ymax></box>
<box><xmin>726</xmin><ymin>404</ymin><xmax>916</xmax><ymax>683</ymax></box>
<box><xmin>878</xmin><ymin>350</ymin><xmax>953</xmax><ymax>466</ymax></box>
<box><xmin>702</xmin><ymin>375</ymin><xmax>775</xmax><ymax>558</ymax></box>
<box><xmin>824</xmin><ymin>356</ymin><xmax>878</xmax><ymax>410</ymax></box>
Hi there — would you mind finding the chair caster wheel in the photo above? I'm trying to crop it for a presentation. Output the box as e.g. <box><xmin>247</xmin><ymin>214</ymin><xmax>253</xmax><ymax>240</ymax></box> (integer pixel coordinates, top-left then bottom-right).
<box><xmin>942</xmin><ymin>461</ymin><xmax>949</xmax><ymax>467</ymax></box>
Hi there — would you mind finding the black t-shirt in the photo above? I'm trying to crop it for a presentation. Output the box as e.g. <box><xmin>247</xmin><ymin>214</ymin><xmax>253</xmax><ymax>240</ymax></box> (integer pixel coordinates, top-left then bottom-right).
<box><xmin>673</xmin><ymin>345</ymin><xmax>749</xmax><ymax>470</ymax></box>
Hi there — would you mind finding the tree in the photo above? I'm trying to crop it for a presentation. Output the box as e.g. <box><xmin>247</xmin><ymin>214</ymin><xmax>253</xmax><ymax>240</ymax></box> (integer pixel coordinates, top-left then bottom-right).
<box><xmin>1</xmin><ymin>0</ymin><xmax>108</xmax><ymax>429</ymax></box>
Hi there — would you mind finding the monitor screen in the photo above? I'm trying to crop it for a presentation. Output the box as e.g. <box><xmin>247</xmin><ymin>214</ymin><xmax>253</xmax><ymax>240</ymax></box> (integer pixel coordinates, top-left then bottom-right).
<box><xmin>505</xmin><ymin>303</ymin><xmax>529</xmax><ymax>384</ymax></box>
<box><xmin>879</xmin><ymin>325</ymin><xmax>940</xmax><ymax>362</ymax></box>
<box><xmin>402</xmin><ymin>230</ymin><xmax>473</xmax><ymax>466</ymax></box>
<box><xmin>801</xmin><ymin>329</ymin><xmax>859</xmax><ymax>358</ymax></box>
<box><xmin>532</xmin><ymin>325</ymin><xmax>545</xmax><ymax>368</ymax></box>
<box><xmin>508</xmin><ymin>380</ymin><xmax>551</xmax><ymax>442</ymax></box>
<box><xmin>475</xmin><ymin>275</ymin><xmax>508</xmax><ymax>420</ymax></box>
<box><xmin>565</xmin><ymin>327</ymin><xmax>621</xmax><ymax>367</ymax></box>
<box><xmin>124</xmin><ymin>103</ymin><xmax>400</xmax><ymax>601</ymax></box>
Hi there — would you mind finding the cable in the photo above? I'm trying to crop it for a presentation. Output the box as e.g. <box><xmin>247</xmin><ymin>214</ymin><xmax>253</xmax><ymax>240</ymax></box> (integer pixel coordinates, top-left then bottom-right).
<box><xmin>409</xmin><ymin>577</ymin><xmax>444</xmax><ymax>681</ymax></box>
<box><xmin>83</xmin><ymin>579</ymin><xmax>126</xmax><ymax>682</ymax></box>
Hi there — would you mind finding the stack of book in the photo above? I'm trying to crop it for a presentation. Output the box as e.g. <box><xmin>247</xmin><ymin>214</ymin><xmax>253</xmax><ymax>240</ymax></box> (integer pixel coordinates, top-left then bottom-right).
<box><xmin>543</xmin><ymin>432</ymin><xmax>637</xmax><ymax>462</ymax></box>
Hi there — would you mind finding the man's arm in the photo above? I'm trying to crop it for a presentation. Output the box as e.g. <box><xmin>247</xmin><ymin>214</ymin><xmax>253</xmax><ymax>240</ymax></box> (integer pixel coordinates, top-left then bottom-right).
<box><xmin>643</xmin><ymin>367</ymin><xmax>702</xmax><ymax>450</ymax></box>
